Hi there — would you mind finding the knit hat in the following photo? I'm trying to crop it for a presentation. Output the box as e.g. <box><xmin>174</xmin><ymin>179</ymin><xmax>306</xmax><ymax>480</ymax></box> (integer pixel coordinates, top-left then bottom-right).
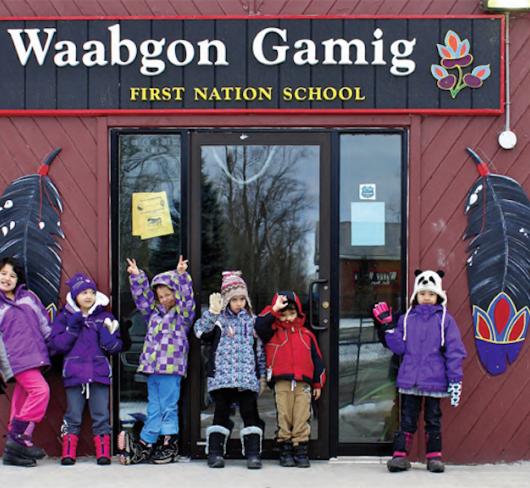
<box><xmin>410</xmin><ymin>269</ymin><xmax>447</xmax><ymax>306</ymax></box>
<box><xmin>66</xmin><ymin>272</ymin><xmax>97</xmax><ymax>302</ymax></box>
<box><xmin>221</xmin><ymin>271</ymin><xmax>251</xmax><ymax>311</ymax></box>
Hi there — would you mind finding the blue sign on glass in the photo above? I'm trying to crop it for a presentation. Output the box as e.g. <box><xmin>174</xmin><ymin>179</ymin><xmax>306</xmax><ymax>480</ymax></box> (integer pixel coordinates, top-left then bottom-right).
<box><xmin>351</xmin><ymin>202</ymin><xmax>385</xmax><ymax>246</ymax></box>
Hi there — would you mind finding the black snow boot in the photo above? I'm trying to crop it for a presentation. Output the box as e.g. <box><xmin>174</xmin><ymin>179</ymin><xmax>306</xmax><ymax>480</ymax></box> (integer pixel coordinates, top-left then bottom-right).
<box><xmin>151</xmin><ymin>435</ymin><xmax>179</xmax><ymax>464</ymax></box>
<box><xmin>117</xmin><ymin>431</ymin><xmax>153</xmax><ymax>465</ymax></box>
<box><xmin>387</xmin><ymin>431</ymin><xmax>413</xmax><ymax>473</ymax></box>
<box><xmin>279</xmin><ymin>441</ymin><xmax>296</xmax><ymax>467</ymax></box>
<box><xmin>426</xmin><ymin>432</ymin><xmax>444</xmax><ymax>473</ymax></box>
<box><xmin>5</xmin><ymin>419</ymin><xmax>46</xmax><ymax>460</ymax></box>
<box><xmin>206</xmin><ymin>425</ymin><xmax>230</xmax><ymax>468</ymax></box>
<box><xmin>241</xmin><ymin>426</ymin><xmax>263</xmax><ymax>470</ymax></box>
<box><xmin>293</xmin><ymin>442</ymin><xmax>310</xmax><ymax>468</ymax></box>
<box><xmin>2</xmin><ymin>450</ymin><xmax>37</xmax><ymax>467</ymax></box>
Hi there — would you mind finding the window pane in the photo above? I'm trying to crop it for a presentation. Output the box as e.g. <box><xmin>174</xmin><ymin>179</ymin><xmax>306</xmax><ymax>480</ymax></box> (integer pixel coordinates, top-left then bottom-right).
<box><xmin>338</xmin><ymin>133</ymin><xmax>402</xmax><ymax>443</ymax></box>
<box><xmin>199</xmin><ymin>144</ymin><xmax>320</xmax><ymax>440</ymax></box>
<box><xmin>117</xmin><ymin>134</ymin><xmax>182</xmax><ymax>427</ymax></box>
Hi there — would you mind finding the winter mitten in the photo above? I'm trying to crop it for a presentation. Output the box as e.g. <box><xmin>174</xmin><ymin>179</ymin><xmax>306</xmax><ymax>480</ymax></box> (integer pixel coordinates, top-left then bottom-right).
<box><xmin>104</xmin><ymin>317</ymin><xmax>120</xmax><ymax>335</ymax></box>
<box><xmin>448</xmin><ymin>382</ymin><xmax>462</xmax><ymax>407</ymax></box>
<box><xmin>209</xmin><ymin>293</ymin><xmax>223</xmax><ymax>315</ymax></box>
<box><xmin>372</xmin><ymin>302</ymin><xmax>394</xmax><ymax>329</ymax></box>
<box><xmin>66</xmin><ymin>312</ymin><xmax>84</xmax><ymax>333</ymax></box>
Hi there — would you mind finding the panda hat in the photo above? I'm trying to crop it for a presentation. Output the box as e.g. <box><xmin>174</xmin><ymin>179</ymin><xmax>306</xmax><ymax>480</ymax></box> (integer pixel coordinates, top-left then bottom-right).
<box><xmin>403</xmin><ymin>269</ymin><xmax>448</xmax><ymax>346</ymax></box>
<box><xmin>410</xmin><ymin>269</ymin><xmax>447</xmax><ymax>306</ymax></box>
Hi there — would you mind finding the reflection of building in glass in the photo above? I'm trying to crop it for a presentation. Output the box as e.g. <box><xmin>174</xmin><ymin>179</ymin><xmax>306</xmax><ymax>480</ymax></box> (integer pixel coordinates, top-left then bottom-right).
<box><xmin>340</xmin><ymin>221</ymin><xmax>402</xmax><ymax>317</ymax></box>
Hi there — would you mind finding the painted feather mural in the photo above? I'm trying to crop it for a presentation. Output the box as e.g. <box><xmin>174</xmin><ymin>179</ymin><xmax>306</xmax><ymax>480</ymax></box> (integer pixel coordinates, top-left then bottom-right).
<box><xmin>0</xmin><ymin>148</ymin><xmax>64</xmax><ymax>319</ymax></box>
<box><xmin>464</xmin><ymin>147</ymin><xmax>530</xmax><ymax>376</ymax></box>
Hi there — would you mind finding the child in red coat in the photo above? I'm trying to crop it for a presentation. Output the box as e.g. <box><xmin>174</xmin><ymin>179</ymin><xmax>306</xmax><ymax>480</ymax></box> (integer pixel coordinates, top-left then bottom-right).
<box><xmin>255</xmin><ymin>291</ymin><xmax>326</xmax><ymax>468</ymax></box>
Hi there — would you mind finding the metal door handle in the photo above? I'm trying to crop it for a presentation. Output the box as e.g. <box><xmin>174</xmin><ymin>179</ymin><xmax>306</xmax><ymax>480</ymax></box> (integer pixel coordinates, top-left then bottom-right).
<box><xmin>309</xmin><ymin>278</ymin><xmax>328</xmax><ymax>331</ymax></box>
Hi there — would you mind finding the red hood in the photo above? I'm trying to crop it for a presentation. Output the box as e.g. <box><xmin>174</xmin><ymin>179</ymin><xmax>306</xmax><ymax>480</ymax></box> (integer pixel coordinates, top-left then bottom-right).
<box><xmin>260</xmin><ymin>290</ymin><xmax>306</xmax><ymax>328</ymax></box>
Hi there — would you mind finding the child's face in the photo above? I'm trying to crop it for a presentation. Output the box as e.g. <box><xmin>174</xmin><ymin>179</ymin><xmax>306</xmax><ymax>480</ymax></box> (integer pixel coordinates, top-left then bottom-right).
<box><xmin>156</xmin><ymin>285</ymin><xmax>176</xmax><ymax>311</ymax></box>
<box><xmin>229</xmin><ymin>295</ymin><xmax>246</xmax><ymax>314</ymax></box>
<box><xmin>0</xmin><ymin>264</ymin><xmax>18</xmax><ymax>295</ymax></box>
<box><xmin>417</xmin><ymin>290</ymin><xmax>438</xmax><ymax>305</ymax></box>
<box><xmin>76</xmin><ymin>289</ymin><xmax>96</xmax><ymax>311</ymax></box>
<box><xmin>278</xmin><ymin>308</ymin><xmax>298</xmax><ymax>322</ymax></box>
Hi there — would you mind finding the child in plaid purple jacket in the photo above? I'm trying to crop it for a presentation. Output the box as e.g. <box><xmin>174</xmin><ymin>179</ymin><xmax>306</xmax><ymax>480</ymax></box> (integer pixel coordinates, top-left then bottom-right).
<box><xmin>118</xmin><ymin>255</ymin><xmax>195</xmax><ymax>465</ymax></box>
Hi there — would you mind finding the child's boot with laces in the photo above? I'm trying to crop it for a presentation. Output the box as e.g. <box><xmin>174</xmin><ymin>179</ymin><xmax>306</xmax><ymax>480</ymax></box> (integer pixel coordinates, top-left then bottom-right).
<box><xmin>118</xmin><ymin>430</ymin><xmax>153</xmax><ymax>465</ymax></box>
<box><xmin>151</xmin><ymin>435</ymin><xmax>179</xmax><ymax>464</ymax></box>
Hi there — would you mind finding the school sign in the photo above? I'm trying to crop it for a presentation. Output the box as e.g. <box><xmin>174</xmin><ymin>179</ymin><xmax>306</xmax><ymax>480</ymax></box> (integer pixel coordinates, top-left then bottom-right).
<box><xmin>0</xmin><ymin>16</ymin><xmax>503</xmax><ymax>113</ymax></box>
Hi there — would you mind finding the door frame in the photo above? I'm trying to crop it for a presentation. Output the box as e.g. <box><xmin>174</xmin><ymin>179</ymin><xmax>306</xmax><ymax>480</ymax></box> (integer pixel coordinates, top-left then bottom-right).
<box><xmin>110</xmin><ymin>127</ymin><xmax>407</xmax><ymax>459</ymax></box>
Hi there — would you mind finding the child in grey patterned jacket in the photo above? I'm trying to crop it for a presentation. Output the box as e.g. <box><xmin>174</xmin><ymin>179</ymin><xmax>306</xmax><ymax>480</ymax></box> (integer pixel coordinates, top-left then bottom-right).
<box><xmin>118</xmin><ymin>255</ymin><xmax>195</xmax><ymax>465</ymax></box>
<box><xmin>194</xmin><ymin>271</ymin><xmax>266</xmax><ymax>470</ymax></box>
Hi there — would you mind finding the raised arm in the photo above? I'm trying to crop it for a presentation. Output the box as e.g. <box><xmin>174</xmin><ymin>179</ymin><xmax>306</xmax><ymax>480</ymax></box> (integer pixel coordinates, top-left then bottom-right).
<box><xmin>128</xmin><ymin>258</ymin><xmax>156</xmax><ymax>316</ymax></box>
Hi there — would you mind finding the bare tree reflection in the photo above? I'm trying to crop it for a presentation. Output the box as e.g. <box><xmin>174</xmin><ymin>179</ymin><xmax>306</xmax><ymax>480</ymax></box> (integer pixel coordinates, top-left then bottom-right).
<box><xmin>201</xmin><ymin>145</ymin><xmax>317</xmax><ymax>312</ymax></box>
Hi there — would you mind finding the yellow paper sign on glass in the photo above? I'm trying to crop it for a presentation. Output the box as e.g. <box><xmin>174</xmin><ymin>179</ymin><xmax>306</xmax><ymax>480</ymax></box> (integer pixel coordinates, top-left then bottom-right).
<box><xmin>131</xmin><ymin>191</ymin><xmax>174</xmax><ymax>240</ymax></box>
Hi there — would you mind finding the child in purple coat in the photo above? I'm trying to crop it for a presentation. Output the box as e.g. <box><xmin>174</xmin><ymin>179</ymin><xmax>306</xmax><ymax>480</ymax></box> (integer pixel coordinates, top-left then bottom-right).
<box><xmin>373</xmin><ymin>270</ymin><xmax>466</xmax><ymax>474</ymax></box>
<box><xmin>48</xmin><ymin>272</ymin><xmax>122</xmax><ymax>465</ymax></box>
<box><xmin>118</xmin><ymin>255</ymin><xmax>195</xmax><ymax>465</ymax></box>
<box><xmin>0</xmin><ymin>257</ymin><xmax>51</xmax><ymax>467</ymax></box>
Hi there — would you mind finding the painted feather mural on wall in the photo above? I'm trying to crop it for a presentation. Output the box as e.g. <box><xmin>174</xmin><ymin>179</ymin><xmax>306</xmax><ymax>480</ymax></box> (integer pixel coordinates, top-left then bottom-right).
<box><xmin>464</xmin><ymin>147</ymin><xmax>530</xmax><ymax>376</ymax></box>
<box><xmin>0</xmin><ymin>148</ymin><xmax>64</xmax><ymax>319</ymax></box>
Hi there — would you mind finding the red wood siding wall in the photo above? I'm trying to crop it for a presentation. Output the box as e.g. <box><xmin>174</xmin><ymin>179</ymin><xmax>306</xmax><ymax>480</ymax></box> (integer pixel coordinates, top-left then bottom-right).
<box><xmin>0</xmin><ymin>0</ymin><xmax>528</xmax><ymax>463</ymax></box>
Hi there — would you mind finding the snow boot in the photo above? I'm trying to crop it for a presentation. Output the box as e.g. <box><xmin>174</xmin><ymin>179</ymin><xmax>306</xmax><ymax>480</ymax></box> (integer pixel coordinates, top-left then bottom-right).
<box><xmin>94</xmin><ymin>434</ymin><xmax>111</xmax><ymax>465</ymax></box>
<box><xmin>117</xmin><ymin>430</ymin><xmax>153</xmax><ymax>465</ymax></box>
<box><xmin>387</xmin><ymin>431</ymin><xmax>413</xmax><ymax>472</ymax></box>
<box><xmin>426</xmin><ymin>432</ymin><xmax>444</xmax><ymax>473</ymax></box>
<box><xmin>427</xmin><ymin>456</ymin><xmax>445</xmax><ymax>473</ymax></box>
<box><xmin>151</xmin><ymin>435</ymin><xmax>179</xmax><ymax>464</ymax></box>
<box><xmin>279</xmin><ymin>441</ymin><xmax>296</xmax><ymax>467</ymax></box>
<box><xmin>206</xmin><ymin>425</ymin><xmax>230</xmax><ymax>468</ymax></box>
<box><xmin>61</xmin><ymin>433</ymin><xmax>79</xmax><ymax>465</ymax></box>
<box><xmin>241</xmin><ymin>426</ymin><xmax>263</xmax><ymax>470</ymax></box>
<box><xmin>2</xmin><ymin>450</ymin><xmax>36</xmax><ymax>467</ymax></box>
<box><xmin>5</xmin><ymin>419</ymin><xmax>46</xmax><ymax>460</ymax></box>
<box><xmin>293</xmin><ymin>442</ymin><xmax>310</xmax><ymax>468</ymax></box>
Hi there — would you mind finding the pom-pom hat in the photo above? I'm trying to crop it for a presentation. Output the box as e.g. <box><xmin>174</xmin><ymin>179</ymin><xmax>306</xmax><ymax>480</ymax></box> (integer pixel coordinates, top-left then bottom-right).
<box><xmin>66</xmin><ymin>272</ymin><xmax>96</xmax><ymax>301</ymax></box>
<box><xmin>221</xmin><ymin>271</ymin><xmax>251</xmax><ymax>311</ymax></box>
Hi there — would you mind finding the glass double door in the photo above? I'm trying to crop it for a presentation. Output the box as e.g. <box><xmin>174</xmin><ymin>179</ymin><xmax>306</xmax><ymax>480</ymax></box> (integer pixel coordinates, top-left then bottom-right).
<box><xmin>113</xmin><ymin>129</ymin><xmax>405</xmax><ymax>459</ymax></box>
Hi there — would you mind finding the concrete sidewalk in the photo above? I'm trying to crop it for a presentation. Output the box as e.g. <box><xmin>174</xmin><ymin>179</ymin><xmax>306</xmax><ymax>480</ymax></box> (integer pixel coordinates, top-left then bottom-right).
<box><xmin>1</xmin><ymin>457</ymin><xmax>528</xmax><ymax>488</ymax></box>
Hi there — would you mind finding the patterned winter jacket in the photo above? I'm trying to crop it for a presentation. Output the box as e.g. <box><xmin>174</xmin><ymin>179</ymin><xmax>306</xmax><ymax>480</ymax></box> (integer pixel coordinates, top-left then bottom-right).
<box><xmin>130</xmin><ymin>269</ymin><xmax>195</xmax><ymax>376</ymax></box>
<box><xmin>194</xmin><ymin>308</ymin><xmax>266</xmax><ymax>394</ymax></box>
<box><xmin>0</xmin><ymin>286</ymin><xmax>51</xmax><ymax>382</ymax></box>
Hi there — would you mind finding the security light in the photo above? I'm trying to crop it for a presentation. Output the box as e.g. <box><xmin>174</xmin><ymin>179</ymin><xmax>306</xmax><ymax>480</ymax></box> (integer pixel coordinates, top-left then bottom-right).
<box><xmin>482</xmin><ymin>0</ymin><xmax>530</xmax><ymax>11</ymax></box>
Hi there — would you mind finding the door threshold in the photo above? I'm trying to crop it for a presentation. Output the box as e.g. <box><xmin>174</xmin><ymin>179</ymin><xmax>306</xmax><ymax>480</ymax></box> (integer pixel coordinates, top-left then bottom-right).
<box><xmin>329</xmin><ymin>456</ymin><xmax>387</xmax><ymax>464</ymax></box>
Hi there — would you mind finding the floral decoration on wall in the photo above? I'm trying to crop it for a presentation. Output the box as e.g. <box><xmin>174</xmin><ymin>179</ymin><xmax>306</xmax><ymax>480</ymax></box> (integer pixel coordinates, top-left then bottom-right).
<box><xmin>431</xmin><ymin>30</ymin><xmax>491</xmax><ymax>98</ymax></box>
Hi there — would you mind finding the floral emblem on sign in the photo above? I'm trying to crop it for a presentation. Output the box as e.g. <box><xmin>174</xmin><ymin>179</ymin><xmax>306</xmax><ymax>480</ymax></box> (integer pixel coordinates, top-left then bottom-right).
<box><xmin>431</xmin><ymin>30</ymin><xmax>491</xmax><ymax>98</ymax></box>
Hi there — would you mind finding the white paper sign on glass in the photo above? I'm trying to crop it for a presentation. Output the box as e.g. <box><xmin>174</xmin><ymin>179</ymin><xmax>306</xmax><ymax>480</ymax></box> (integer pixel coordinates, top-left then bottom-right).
<box><xmin>351</xmin><ymin>202</ymin><xmax>385</xmax><ymax>246</ymax></box>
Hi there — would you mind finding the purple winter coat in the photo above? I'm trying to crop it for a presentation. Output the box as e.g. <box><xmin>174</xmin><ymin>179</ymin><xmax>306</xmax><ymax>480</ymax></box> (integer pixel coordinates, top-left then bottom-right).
<box><xmin>0</xmin><ymin>286</ymin><xmax>51</xmax><ymax>381</ymax></box>
<box><xmin>385</xmin><ymin>304</ymin><xmax>467</xmax><ymax>393</ymax></box>
<box><xmin>48</xmin><ymin>292</ymin><xmax>122</xmax><ymax>388</ymax></box>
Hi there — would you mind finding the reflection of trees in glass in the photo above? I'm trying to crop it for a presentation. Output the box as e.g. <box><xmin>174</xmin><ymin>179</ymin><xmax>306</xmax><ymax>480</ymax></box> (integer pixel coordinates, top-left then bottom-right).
<box><xmin>201</xmin><ymin>145</ymin><xmax>317</xmax><ymax>312</ymax></box>
<box><xmin>119</xmin><ymin>135</ymin><xmax>181</xmax><ymax>315</ymax></box>
<box><xmin>201</xmin><ymin>173</ymin><xmax>226</xmax><ymax>298</ymax></box>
